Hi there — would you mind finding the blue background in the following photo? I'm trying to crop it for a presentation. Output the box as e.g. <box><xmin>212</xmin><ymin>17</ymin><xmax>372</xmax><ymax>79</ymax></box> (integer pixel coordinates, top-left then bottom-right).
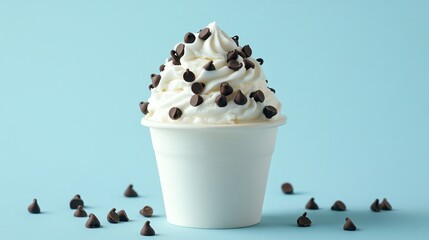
<box><xmin>1</xmin><ymin>0</ymin><xmax>428</xmax><ymax>239</ymax></box>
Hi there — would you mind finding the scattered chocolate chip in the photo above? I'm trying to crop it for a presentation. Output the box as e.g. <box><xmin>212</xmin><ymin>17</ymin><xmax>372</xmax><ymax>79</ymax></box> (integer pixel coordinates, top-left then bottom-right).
<box><xmin>191</xmin><ymin>82</ymin><xmax>205</xmax><ymax>94</ymax></box>
<box><xmin>241</xmin><ymin>45</ymin><xmax>252</xmax><ymax>57</ymax></box>
<box><xmin>237</xmin><ymin>49</ymin><xmax>246</xmax><ymax>58</ymax></box>
<box><xmin>169</xmin><ymin>107</ymin><xmax>183</xmax><ymax>120</ymax></box>
<box><xmin>297</xmin><ymin>212</ymin><xmax>311</xmax><ymax>227</ymax></box>
<box><xmin>220</xmin><ymin>82</ymin><xmax>233</xmax><ymax>96</ymax></box>
<box><xmin>27</xmin><ymin>198</ymin><xmax>40</xmax><ymax>214</ymax></box>
<box><xmin>234</xmin><ymin>90</ymin><xmax>247</xmax><ymax>105</ymax></box>
<box><xmin>281</xmin><ymin>182</ymin><xmax>293</xmax><ymax>194</ymax></box>
<box><xmin>74</xmin><ymin>205</ymin><xmax>87</xmax><ymax>217</ymax></box>
<box><xmin>140</xmin><ymin>101</ymin><xmax>149</xmax><ymax>115</ymax></box>
<box><xmin>159</xmin><ymin>64</ymin><xmax>165</xmax><ymax>72</ymax></box>
<box><xmin>380</xmin><ymin>198</ymin><xmax>392</xmax><ymax>210</ymax></box>
<box><xmin>151</xmin><ymin>74</ymin><xmax>161</xmax><ymax>88</ymax></box>
<box><xmin>148</xmin><ymin>84</ymin><xmax>154</xmax><ymax>91</ymax></box>
<box><xmin>343</xmin><ymin>217</ymin><xmax>357</xmax><ymax>231</ymax></box>
<box><xmin>183</xmin><ymin>69</ymin><xmax>195</xmax><ymax>82</ymax></box>
<box><xmin>228</xmin><ymin>60</ymin><xmax>243</xmax><ymax>71</ymax></box>
<box><xmin>203</xmin><ymin>60</ymin><xmax>216</xmax><ymax>71</ymax></box>
<box><xmin>250</xmin><ymin>90</ymin><xmax>265</xmax><ymax>103</ymax></box>
<box><xmin>117</xmin><ymin>209</ymin><xmax>129</xmax><ymax>222</ymax></box>
<box><xmin>305</xmin><ymin>197</ymin><xmax>319</xmax><ymax>210</ymax></box>
<box><xmin>70</xmin><ymin>194</ymin><xmax>84</xmax><ymax>209</ymax></box>
<box><xmin>256</xmin><ymin>58</ymin><xmax>264</xmax><ymax>65</ymax></box>
<box><xmin>107</xmin><ymin>208</ymin><xmax>120</xmax><ymax>223</ymax></box>
<box><xmin>140</xmin><ymin>206</ymin><xmax>154</xmax><ymax>217</ymax></box>
<box><xmin>184</xmin><ymin>32</ymin><xmax>196</xmax><ymax>43</ymax></box>
<box><xmin>370</xmin><ymin>199</ymin><xmax>381</xmax><ymax>212</ymax></box>
<box><xmin>170</xmin><ymin>50</ymin><xmax>181</xmax><ymax>65</ymax></box>
<box><xmin>85</xmin><ymin>213</ymin><xmax>101</xmax><ymax>228</ymax></box>
<box><xmin>190</xmin><ymin>95</ymin><xmax>203</xmax><ymax>107</ymax></box>
<box><xmin>227</xmin><ymin>50</ymin><xmax>238</xmax><ymax>62</ymax></box>
<box><xmin>268</xmin><ymin>87</ymin><xmax>276</xmax><ymax>93</ymax></box>
<box><xmin>124</xmin><ymin>184</ymin><xmax>138</xmax><ymax>197</ymax></box>
<box><xmin>141</xmin><ymin>221</ymin><xmax>155</xmax><ymax>236</ymax></box>
<box><xmin>176</xmin><ymin>43</ymin><xmax>185</xmax><ymax>57</ymax></box>
<box><xmin>243</xmin><ymin>59</ymin><xmax>255</xmax><ymax>70</ymax></box>
<box><xmin>232</xmin><ymin>35</ymin><xmax>239</xmax><ymax>46</ymax></box>
<box><xmin>331</xmin><ymin>200</ymin><xmax>347</xmax><ymax>211</ymax></box>
<box><xmin>215</xmin><ymin>95</ymin><xmax>227</xmax><ymax>107</ymax></box>
<box><xmin>198</xmin><ymin>27</ymin><xmax>211</xmax><ymax>40</ymax></box>
<box><xmin>263</xmin><ymin>105</ymin><xmax>278</xmax><ymax>119</ymax></box>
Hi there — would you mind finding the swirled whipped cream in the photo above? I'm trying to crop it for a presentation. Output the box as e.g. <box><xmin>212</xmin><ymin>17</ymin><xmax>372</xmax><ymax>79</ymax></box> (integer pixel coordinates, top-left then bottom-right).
<box><xmin>140</xmin><ymin>22</ymin><xmax>282</xmax><ymax>124</ymax></box>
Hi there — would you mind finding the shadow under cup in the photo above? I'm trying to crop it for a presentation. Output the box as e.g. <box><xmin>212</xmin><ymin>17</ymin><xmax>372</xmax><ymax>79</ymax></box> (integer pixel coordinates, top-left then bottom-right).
<box><xmin>141</xmin><ymin>116</ymin><xmax>286</xmax><ymax>228</ymax></box>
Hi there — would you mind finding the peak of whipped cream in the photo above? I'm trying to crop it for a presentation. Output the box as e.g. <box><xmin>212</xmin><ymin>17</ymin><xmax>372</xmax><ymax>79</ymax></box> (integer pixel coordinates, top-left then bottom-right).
<box><xmin>140</xmin><ymin>22</ymin><xmax>282</xmax><ymax>124</ymax></box>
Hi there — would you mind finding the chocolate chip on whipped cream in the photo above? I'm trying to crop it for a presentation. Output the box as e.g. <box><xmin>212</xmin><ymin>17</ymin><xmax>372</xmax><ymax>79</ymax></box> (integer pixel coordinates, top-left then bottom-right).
<box><xmin>241</xmin><ymin>45</ymin><xmax>252</xmax><ymax>57</ymax></box>
<box><xmin>227</xmin><ymin>50</ymin><xmax>238</xmax><ymax>62</ymax></box>
<box><xmin>159</xmin><ymin>64</ymin><xmax>165</xmax><ymax>72</ymax></box>
<box><xmin>232</xmin><ymin>35</ymin><xmax>239</xmax><ymax>46</ymax></box>
<box><xmin>263</xmin><ymin>105</ymin><xmax>278</xmax><ymax>119</ymax></box>
<box><xmin>268</xmin><ymin>87</ymin><xmax>276</xmax><ymax>93</ymax></box>
<box><xmin>183</xmin><ymin>69</ymin><xmax>195</xmax><ymax>82</ymax></box>
<box><xmin>170</xmin><ymin>50</ymin><xmax>181</xmax><ymax>65</ymax></box>
<box><xmin>184</xmin><ymin>32</ymin><xmax>196</xmax><ymax>43</ymax></box>
<box><xmin>228</xmin><ymin>59</ymin><xmax>242</xmax><ymax>71</ymax></box>
<box><xmin>220</xmin><ymin>82</ymin><xmax>233</xmax><ymax>96</ymax></box>
<box><xmin>250</xmin><ymin>90</ymin><xmax>265</xmax><ymax>103</ymax></box>
<box><xmin>203</xmin><ymin>60</ymin><xmax>216</xmax><ymax>71</ymax></box>
<box><xmin>243</xmin><ymin>59</ymin><xmax>255</xmax><ymax>70</ymax></box>
<box><xmin>256</xmin><ymin>58</ymin><xmax>264</xmax><ymax>65</ymax></box>
<box><xmin>176</xmin><ymin>43</ymin><xmax>185</xmax><ymax>57</ymax></box>
<box><xmin>190</xmin><ymin>95</ymin><xmax>203</xmax><ymax>107</ymax></box>
<box><xmin>169</xmin><ymin>107</ymin><xmax>183</xmax><ymax>120</ymax></box>
<box><xmin>215</xmin><ymin>95</ymin><xmax>227</xmax><ymax>107</ymax></box>
<box><xmin>234</xmin><ymin>90</ymin><xmax>247</xmax><ymax>105</ymax></box>
<box><xmin>151</xmin><ymin>74</ymin><xmax>161</xmax><ymax>88</ymax></box>
<box><xmin>191</xmin><ymin>82</ymin><xmax>205</xmax><ymax>94</ymax></box>
<box><xmin>198</xmin><ymin>27</ymin><xmax>211</xmax><ymax>40</ymax></box>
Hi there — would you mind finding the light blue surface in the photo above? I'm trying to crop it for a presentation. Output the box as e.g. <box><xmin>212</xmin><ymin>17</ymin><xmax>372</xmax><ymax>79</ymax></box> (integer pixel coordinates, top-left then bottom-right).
<box><xmin>1</xmin><ymin>0</ymin><xmax>428</xmax><ymax>239</ymax></box>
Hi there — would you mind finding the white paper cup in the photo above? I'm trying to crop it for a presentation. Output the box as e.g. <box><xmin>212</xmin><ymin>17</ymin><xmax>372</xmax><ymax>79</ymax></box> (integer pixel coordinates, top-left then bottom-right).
<box><xmin>141</xmin><ymin>116</ymin><xmax>286</xmax><ymax>228</ymax></box>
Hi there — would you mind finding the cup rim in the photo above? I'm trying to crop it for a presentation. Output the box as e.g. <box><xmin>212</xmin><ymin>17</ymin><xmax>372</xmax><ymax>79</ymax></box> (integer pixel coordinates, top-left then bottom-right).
<box><xmin>141</xmin><ymin>115</ymin><xmax>286</xmax><ymax>130</ymax></box>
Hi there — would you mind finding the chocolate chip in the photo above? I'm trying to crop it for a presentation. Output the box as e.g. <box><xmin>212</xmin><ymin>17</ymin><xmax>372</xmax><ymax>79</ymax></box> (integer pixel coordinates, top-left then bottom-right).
<box><xmin>203</xmin><ymin>60</ymin><xmax>216</xmax><ymax>71</ymax></box>
<box><xmin>237</xmin><ymin>49</ymin><xmax>246</xmax><ymax>58</ymax></box>
<box><xmin>263</xmin><ymin>105</ymin><xmax>278</xmax><ymax>119</ymax></box>
<box><xmin>220</xmin><ymin>82</ymin><xmax>233</xmax><ymax>96</ymax></box>
<box><xmin>159</xmin><ymin>64</ymin><xmax>165</xmax><ymax>72</ymax></box>
<box><xmin>170</xmin><ymin>50</ymin><xmax>181</xmax><ymax>65</ymax></box>
<box><xmin>268</xmin><ymin>87</ymin><xmax>276</xmax><ymax>93</ymax></box>
<box><xmin>243</xmin><ymin>59</ymin><xmax>255</xmax><ymax>70</ymax></box>
<box><xmin>199</xmin><ymin>27</ymin><xmax>211</xmax><ymax>40</ymax></box>
<box><xmin>228</xmin><ymin>60</ymin><xmax>243</xmax><ymax>71</ymax></box>
<box><xmin>140</xmin><ymin>206</ymin><xmax>153</xmax><ymax>217</ymax></box>
<box><xmin>107</xmin><ymin>208</ymin><xmax>120</xmax><ymax>223</ymax></box>
<box><xmin>215</xmin><ymin>95</ymin><xmax>227</xmax><ymax>107</ymax></box>
<box><xmin>184</xmin><ymin>32</ymin><xmax>196</xmax><ymax>43</ymax></box>
<box><xmin>124</xmin><ymin>184</ymin><xmax>138</xmax><ymax>197</ymax></box>
<box><xmin>331</xmin><ymin>200</ymin><xmax>347</xmax><ymax>211</ymax></box>
<box><xmin>140</xmin><ymin>221</ymin><xmax>155</xmax><ymax>236</ymax></box>
<box><xmin>250</xmin><ymin>90</ymin><xmax>265</xmax><ymax>103</ymax></box>
<box><xmin>117</xmin><ymin>209</ymin><xmax>129</xmax><ymax>222</ymax></box>
<box><xmin>191</xmin><ymin>82</ymin><xmax>205</xmax><ymax>94</ymax></box>
<box><xmin>70</xmin><ymin>194</ymin><xmax>84</xmax><ymax>209</ymax></box>
<box><xmin>343</xmin><ymin>217</ymin><xmax>357</xmax><ymax>231</ymax></box>
<box><xmin>234</xmin><ymin>90</ymin><xmax>247</xmax><ymax>105</ymax></box>
<box><xmin>140</xmin><ymin>101</ymin><xmax>149</xmax><ymax>115</ymax></box>
<box><xmin>151</xmin><ymin>74</ymin><xmax>161</xmax><ymax>88</ymax></box>
<box><xmin>305</xmin><ymin>197</ymin><xmax>319</xmax><ymax>210</ymax></box>
<box><xmin>297</xmin><ymin>212</ymin><xmax>311</xmax><ymax>227</ymax></box>
<box><xmin>256</xmin><ymin>58</ymin><xmax>264</xmax><ymax>65</ymax></box>
<box><xmin>176</xmin><ymin>43</ymin><xmax>185</xmax><ymax>57</ymax></box>
<box><xmin>281</xmin><ymin>182</ymin><xmax>293</xmax><ymax>194</ymax></box>
<box><xmin>241</xmin><ymin>45</ymin><xmax>252</xmax><ymax>57</ymax></box>
<box><xmin>183</xmin><ymin>69</ymin><xmax>195</xmax><ymax>82</ymax></box>
<box><xmin>74</xmin><ymin>205</ymin><xmax>87</xmax><ymax>217</ymax></box>
<box><xmin>85</xmin><ymin>213</ymin><xmax>101</xmax><ymax>228</ymax></box>
<box><xmin>380</xmin><ymin>198</ymin><xmax>392</xmax><ymax>210</ymax></box>
<box><xmin>227</xmin><ymin>50</ymin><xmax>238</xmax><ymax>62</ymax></box>
<box><xmin>266</xmin><ymin>79</ymin><xmax>268</xmax><ymax>83</ymax></box>
<box><xmin>190</xmin><ymin>95</ymin><xmax>203</xmax><ymax>107</ymax></box>
<box><xmin>148</xmin><ymin>84</ymin><xmax>154</xmax><ymax>91</ymax></box>
<box><xmin>169</xmin><ymin>107</ymin><xmax>182</xmax><ymax>120</ymax></box>
<box><xmin>370</xmin><ymin>198</ymin><xmax>381</xmax><ymax>212</ymax></box>
<box><xmin>27</xmin><ymin>198</ymin><xmax>40</xmax><ymax>214</ymax></box>
<box><xmin>232</xmin><ymin>35</ymin><xmax>239</xmax><ymax>46</ymax></box>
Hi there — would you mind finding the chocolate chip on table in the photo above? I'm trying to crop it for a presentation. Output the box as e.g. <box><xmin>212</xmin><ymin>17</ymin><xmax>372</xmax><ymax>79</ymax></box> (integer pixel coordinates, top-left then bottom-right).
<box><xmin>227</xmin><ymin>50</ymin><xmax>238</xmax><ymax>62</ymax></box>
<box><xmin>70</xmin><ymin>194</ymin><xmax>84</xmax><ymax>209</ymax></box>
<box><xmin>343</xmin><ymin>217</ymin><xmax>357</xmax><ymax>231</ymax></box>
<box><xmin>170</xmin><ymin>50</ymin><xmax>181</xmax><ymax>65</ymax></box>
<box><xmin>297</xmin><ymin>212</ymin><xmax>312</xmax><ymax>227</ymax></box>
<box><xmin>159</xmin><ymin>64</ymin><xmax>165</xmax><ymax>72</ymax></box>
<box><xmin>124</xmin><ymin>184</ymin><xmax>138</xmax><ymax>197</ymax></box>
<box><xmin>198</xmin><ymin>27</ymin><xmax>211</xmax><ymax>40</ymax></box>
<box><xmin>380</xmin><ymin>198</ymin><xmax>392</xmax><ymax>210</ymax></box>
<box><xmin>183</xmin><ymin>69</ymin><xmax>195</xmax><ymax>82</ymax></box>
<box><xmin>169</xmin><ymin>107</ymin><xmax>183</xmax><ymax>120</ymax></box>
<box><xmin>203</xmin><ymin>60</ymin><xmax>216</xmax><ymax>71</ymax></box>
<box><xmin>176</xmin><ymin>43</ymin><xmax>185</xmax><ymax>57</ymax></box>
<box><xmin>85</xmin><ymin>213</ymin><xmax>101</xmax><ymax>228</ymax></box>
<box><xmin>27</xmin><ymin>198</ymin><xmax>41</xmax><ymax>214</ymax></box>
<box><xmin>234</xmin><ymin>90</ymin><xmax>247</xmax><ymax>105</ymax></box>
<box><xmin>243</xmin><ymin>59</ymin><xmax>255</xmax><ymax>70</ymax></box>
<box><xmin>370</xmin><ymin>199</ymin><xmax>381</xmax><ymax>212</ymax></box>
<box><xmin>250</xmin><ymin>90</ymin><xmax>265</xmax><ymax>103</ymax></box>
<box><xmin>331</xmin><ymin>200</ymin><xmax>347</xmax><ymax>211</ymax></box>
<box><xmin>184</xmin><ymin>32</ymin><xmax>196</xmax><ymax>43</ymax></box>
<box><xmin>232</xmin><ymin>35</ymin><xmax>239</xmax><ymax>46</ymax></box>
<box><xmin>74</xmin><ymin>205</ymin><xmax>87</xmax><ymax>217</ymax></box>
<box><xmin>107</xmin><ymin>208</ymin><xmax>120</xmax><ymax>223</ymax></box>
<box><xmin>305</xmin><ymin>197</ymin><xmax>319</xmax><ymax>210</ymax></box>
<box><xmin>281</xmin><ymin>182</ymin><xmax>293</xmax><ymax>194</ymax></box>
<box><xmin>140</xmin><ymin>206</ymin><xmax>154</xmax><ymax>217</ymax></box>
<box><xmin>140</xmin><ymin>101</ymin><xmax>149</xmax><ymax>115</ymax></box>
<box><xmin>220</xmin><ymin>82</ymin><xmax>233</xmax><ymax>96</ymax></box>
<box><xmin>151</xmin><ymin>74</ymin><xmax>161</xmax><ymax>88</ymax></box>
<box><xmin>263</xmin><ymin>105</ymin><xmax>278</xmax><ymax>119</ymax></box>
<box><xmin>228</xmin><ymin>60</ymin><xmax>243</xmax><ymax>71</ymax></box>
<box><xmin>268</xmin><ymin>87</ymin><xmax>276</xmax><ymax>93</ymax></box>
<box><xmin>241</xmin><ymin>45</ymin><xmax>252</xmax><ymax>57</ymax></box>
<box><xmin>256</xmin><ymin>58</ymin><xmax>264</xmax><ymax>65</ymax></box>
<box><xmin>190</xmin><ymin>95</ymin><xmax>203</xmax><ymax>107</ymax></box>
<box><xmin>215</xmin><ymin>95</ymin><xmax>227</xmax><ymax>107</ymax></box>
<box><xmin>117</xmin><ymin>209</ymin><xmax>129</xmax><ymax>222</ymax></box>
<box><xmin>141</xmin><ymin>221</ymin><xmax>155</xmax><ymax>236</ymax></box>
<box><xmin>191</xmin><ymin>82</ymin><xmax>205</xmax><ymax>94</ymax></box>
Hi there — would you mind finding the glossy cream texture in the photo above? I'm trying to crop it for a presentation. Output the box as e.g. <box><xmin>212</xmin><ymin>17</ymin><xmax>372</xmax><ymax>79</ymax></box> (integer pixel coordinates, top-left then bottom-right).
<box><xmin>144</xmin><ymin>22</ymin><xmax>281</xmax><ymax>124</ymax></box>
